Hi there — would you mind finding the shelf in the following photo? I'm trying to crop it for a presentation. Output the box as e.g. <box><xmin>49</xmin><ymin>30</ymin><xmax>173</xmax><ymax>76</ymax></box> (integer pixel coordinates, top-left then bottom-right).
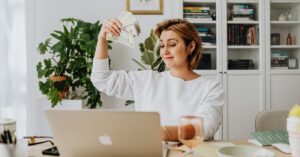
<box><xmin>186</xmin><ymin>19</ymin><xmax>216</xmax><ymax>24</ymax></box>
<box><xmin>227</xmin><ymin>21</ymin><xmax>259</xmax><ymax>24</ymax></box>
<box><xmin>203</xmin><ymin>45</ymin><xmax>217</xmax><ymax>49</ymax></box>
<box><xmin>228</xmin><ymin>45</ymin><xmax>260</xmax><ymax>49</ymax></box>
<box><xmin>227</xmin><ymin>0</ymin><xmax>259</xmax><ymax>4</ymax></box>
<box><xmin>184</xmin><ymin>0</ymin><xmax>216</xmax><ymax>3</ymax></box>
<box><xmin>271</xmin><ymin>45</ymin><xmax>300</xmax><ymax>49</ymax></box>
<box><xmin>194</xmin><ymin>70</ymin><xmax>218</xmax><ymax>75</ymax></box>
<box><xmin>227</xmin><ymin>70</ymin><xmax>261</xmax><ymax>75</ymax></box>
<box><xmin>271</xmin><ymin>2</ymin><xmax>300</xmax><ymax>9</ymax></box>
<box><xmin>271</xmin><ymin>21</ymin><xmax>300</xmax><ymax>25</ymax></box>
<box><xmin>271</xmin><ymin>21</ymin><xmax>300</xmax><ymax>28</ymax></box>
<box><xmin>271</xmin><ymin>0</ymin><xmax>300</xmax><ymax>3</ymax></box>
<box><xmin>270</xmin><ymin>69</ymin><xmax>300</xmax><ymax>74</ymax></box>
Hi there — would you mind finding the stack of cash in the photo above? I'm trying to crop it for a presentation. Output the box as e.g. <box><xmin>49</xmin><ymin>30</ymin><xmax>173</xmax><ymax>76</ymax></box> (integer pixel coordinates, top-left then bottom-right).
<box><xmin>106</xmin><ymin>11</ymin><xmax>141</xmax><ymax>48</ymax></box>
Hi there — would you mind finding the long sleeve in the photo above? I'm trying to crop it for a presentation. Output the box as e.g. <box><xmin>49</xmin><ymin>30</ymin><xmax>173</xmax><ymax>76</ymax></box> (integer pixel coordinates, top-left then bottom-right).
<box><xmin>91</xmin><ymin>58</ymin><xmax>144</xmax><ymax>100</ymax></box>
<box><xmin>195</xmin><ymin>81</ymin><xmax>225</xmax><ymax>140</ymax></box>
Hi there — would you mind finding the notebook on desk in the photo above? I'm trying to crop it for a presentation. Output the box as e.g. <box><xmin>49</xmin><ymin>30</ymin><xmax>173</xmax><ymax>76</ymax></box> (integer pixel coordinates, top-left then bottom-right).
<box><xmin>44</xmin><ymin>109</ymin><xmax>163</xmax><ymax>157</ymax></box>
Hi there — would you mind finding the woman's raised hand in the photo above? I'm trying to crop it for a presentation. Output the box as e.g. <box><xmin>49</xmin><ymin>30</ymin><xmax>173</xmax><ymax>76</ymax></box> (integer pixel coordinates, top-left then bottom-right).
<box><xmin>99</xmin><ymin>18</ymin><xmax>122</xmax><ymax>39</ymax></box>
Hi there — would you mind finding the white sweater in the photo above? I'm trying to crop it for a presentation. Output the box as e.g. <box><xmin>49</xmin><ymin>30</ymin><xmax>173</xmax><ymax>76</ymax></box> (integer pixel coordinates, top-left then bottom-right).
<box><xmin>91</xmin><ymin>58</ymin><xmax>225</xmax><ymax>140</ymax></box>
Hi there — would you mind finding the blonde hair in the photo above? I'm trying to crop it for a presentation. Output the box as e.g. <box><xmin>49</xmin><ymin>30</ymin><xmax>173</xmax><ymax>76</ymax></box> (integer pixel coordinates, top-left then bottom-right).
<box><xmin>155</xmin><ymin>19</ymin><xmax>202</xmax><ymax>69</ymax></box>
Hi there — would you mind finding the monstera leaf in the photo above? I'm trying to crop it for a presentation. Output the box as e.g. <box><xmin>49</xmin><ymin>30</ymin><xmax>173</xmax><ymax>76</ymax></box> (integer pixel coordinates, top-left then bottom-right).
<box><xmin>132</xmin><ymin>29</ymin><xmax>165</xmax><ymax>71</ymax></box>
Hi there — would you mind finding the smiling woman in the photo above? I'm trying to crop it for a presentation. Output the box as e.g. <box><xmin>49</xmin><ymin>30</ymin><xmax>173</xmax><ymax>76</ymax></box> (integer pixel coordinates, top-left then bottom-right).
<box><xmin>0</xmin><ymin>0</ymin><xmax>26</xmax><ymax>137</ymax></box>
<box><xmin>91</xmin><ymin>18</ymin><xmax>225</xmax><ymax>141</ymax></box>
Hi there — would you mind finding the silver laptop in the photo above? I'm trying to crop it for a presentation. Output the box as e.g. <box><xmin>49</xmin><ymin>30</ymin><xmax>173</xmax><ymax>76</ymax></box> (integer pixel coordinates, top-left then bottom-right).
<box><xmin>44</xmin><ymin>109</ymin><xmax>163</xmax><ymax>157</ymax></box>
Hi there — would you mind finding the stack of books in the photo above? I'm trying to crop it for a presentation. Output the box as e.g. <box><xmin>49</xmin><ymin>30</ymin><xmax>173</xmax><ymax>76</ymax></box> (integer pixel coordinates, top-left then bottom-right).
<box><xmin>183</xmin><ymin>6</ymin><xmax>212</xmax><ymax>23</ymax></box>
<box><xmin>271</xmin><ymin>51</ymin><xmax>289</xmax><ymax>69</ymax></box>
<box><xmin>231</xmin><ymin>4</ymin><xmax>255</xmax><ymax>21</ymax></box>
<box><xmin>197</xmin><ymin>27</ymin><xmax>216</xmax><ymax>46</ymax></box>
<box><xmin>228</xmin><ymin>25</ymin><xmax>259</xmax><ymax>45</ymax></box>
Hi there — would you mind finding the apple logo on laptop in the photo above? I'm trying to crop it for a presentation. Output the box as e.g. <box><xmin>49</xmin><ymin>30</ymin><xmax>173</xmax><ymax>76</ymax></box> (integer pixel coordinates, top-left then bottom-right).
<box><xmin>98</xmin><ymin>133</ymin><xmax>112</xmax><ymax>145</ymax></box>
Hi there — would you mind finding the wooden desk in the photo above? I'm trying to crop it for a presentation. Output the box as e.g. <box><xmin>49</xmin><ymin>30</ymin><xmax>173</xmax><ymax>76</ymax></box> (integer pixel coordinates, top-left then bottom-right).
<box><xmin>1</xmin><ymin>140</ymin><xmax>292</xmax><ymax>157</ymax></box>
<box><xmin>168</xmin><ymin>140</ymin><xmax>291</xmax><ymax>157</ymax></box>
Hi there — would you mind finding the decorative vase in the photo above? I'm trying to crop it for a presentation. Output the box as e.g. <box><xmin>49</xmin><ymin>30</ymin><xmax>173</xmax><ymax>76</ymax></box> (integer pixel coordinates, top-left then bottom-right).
<box><xmin>278</xmin><ymin>13</ymin><xmax>287</xmax><ymax>21</ymax></box>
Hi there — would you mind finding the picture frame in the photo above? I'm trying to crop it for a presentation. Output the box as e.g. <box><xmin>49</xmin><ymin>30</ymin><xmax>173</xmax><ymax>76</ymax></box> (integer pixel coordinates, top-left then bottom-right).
<box><xmin>271</xmin><ymin>33</ymin><xmax>280</xmax><ymax>45</ymax></box>
<box><xmin>126</xmin><ymin>0</ymin><xmax>163</xmax><ymax>15</ymax></box>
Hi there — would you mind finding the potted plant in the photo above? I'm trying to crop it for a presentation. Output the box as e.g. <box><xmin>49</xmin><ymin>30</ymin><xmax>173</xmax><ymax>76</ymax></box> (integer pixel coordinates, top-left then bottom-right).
<box><xmin>37</xmin><ymin>18</ymin><xmax>112</xmax><ymax>108</ymax></box>
<box><xmin>125</xmin><ymin>30</ymin><xmax>165</xmax><ymax>106</ymax></box>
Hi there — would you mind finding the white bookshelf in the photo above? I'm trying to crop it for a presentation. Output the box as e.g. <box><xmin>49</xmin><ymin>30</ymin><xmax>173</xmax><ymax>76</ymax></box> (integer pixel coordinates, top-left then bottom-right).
<box><xmin>266</xmin><ymin>0</ymin><xmax>300</xmax><ymax>114</ymax></box>
<box><xmin>178</xmin><ymin>0</ymin><xmax>300</xmax><ymax>141</ymax></box>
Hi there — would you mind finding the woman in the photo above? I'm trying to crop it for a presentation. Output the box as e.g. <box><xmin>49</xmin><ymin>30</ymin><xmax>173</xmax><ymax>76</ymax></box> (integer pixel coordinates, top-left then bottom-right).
<box><xmin>91</xmin><ymin>18</ymin><xmax>225</xmax><ymax>141</ymax></box>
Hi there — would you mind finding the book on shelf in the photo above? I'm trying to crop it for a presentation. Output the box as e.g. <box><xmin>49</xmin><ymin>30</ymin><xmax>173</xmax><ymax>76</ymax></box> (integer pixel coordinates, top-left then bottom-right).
<box><xmin>184</xmin><ymin>6</ymin><xmax>213</xmax><ymax>22</ymax></box>
<box><xmin>196</xmin><ymin>27</ymin><xmax>216</xmax><ymax>45</ymax></box>
<box><xmin>183</xmin><ymin>6</ymin><xmax>210</xmax><ymax>13</ymax></box>
<box><xmin>228</xmin><ymin>59</ymin><xmax>255</xmax><ymax>70</ymax></box>
<box><xmin>271</xmin><ymin>51</ymin><xmax>289</xmax><ymax>68</ymax></box>
<box><xmin>249</xmin><ymin>130</ymin><xmax>289</xmax><ymax>147</ymax></box>
<box><xmin>231</xmin><ymin>4</ymin><xmax>255</xmax><ymax>20</ymax></box>
<box><xmin>228</xmin><ymin>25</ymin><xmax>259</xmax><ymax>45</ymax></box>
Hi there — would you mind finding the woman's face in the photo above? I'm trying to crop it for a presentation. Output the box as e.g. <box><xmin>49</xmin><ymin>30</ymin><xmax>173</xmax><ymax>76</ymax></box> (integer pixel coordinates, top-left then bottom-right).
<box><xmin>159</xmin><ymin>30</ymin><xmax>189</xmax><ymax>70</ymax></box>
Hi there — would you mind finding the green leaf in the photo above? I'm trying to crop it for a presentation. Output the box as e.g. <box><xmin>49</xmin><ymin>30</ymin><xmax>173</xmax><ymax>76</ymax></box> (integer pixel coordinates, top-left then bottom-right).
<box><xmin>157</xmin><ymin>62</ymin><xmax>166</xmax><ymax>72</ymax></box>
<box><xmin>152</xmin><ymin>56</ymin><xmax>162</xmax><ymax>68</ymax></box>
<box><xmin>144</xmin><ymin>37</ymin><xmax>155</xmax><ymax>51</ymax></box>
<box><xmin>150</xmin><ymin>29</ymin><xmax>157</xmax><ymax>42</ymax></box>
<box><xmin>141</xmin><ymin>50</ymin><xmax>154</xmax><ymax>65</ymax></box>
<box><xmin>139</xmin><ymin>43</ymin><xmax>145</xmax><ymax>53</ymax></box>
<box><xmin>63</xmin><ymin>25</ymin><xmax>69</xmax><ymax>35</ymax></box>
<box><xmin>50</xmin><ymin>33</ymin><xmax>61</xmax><ymax>40</ymax></box>
<box><xmin>125</xmin><ymin>100</ymin><xmax>135</xmax><ymax>106</ymax></box>
<box><xmin>37</xmin><ymin>38</ymin><xmax>51</xmax><ymax>54</ymax></box>
<box><xmin>44</xmin><ymin>59</ymin><xmax>52</xmax><ymax>68</ymax></box>
<box><xmin>37</xmin><ymin>62</ymin><xmax>43</xmax><ymax>79</ymax></box>
<box><xmin>47</xmin><ymin>88</ymin><xmax>60</xmax><ymax>107</ymax></box>
<box><xmin>39</xmin><ymin>80</ymin><xmax>50</xmax><ymax>94</ymax></box>
<box><xmin>51</xmin><ymin>42</ymin><xmax>64</xmax><ymax>52</ymax></box>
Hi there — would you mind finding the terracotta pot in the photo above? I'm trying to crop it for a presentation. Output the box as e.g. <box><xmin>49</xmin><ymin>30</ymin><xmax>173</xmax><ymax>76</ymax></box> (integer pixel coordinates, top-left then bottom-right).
<box><xmin>50</xmin><ymin>75</ymin><xmax>69</xmax><ymax>99</ymax></box>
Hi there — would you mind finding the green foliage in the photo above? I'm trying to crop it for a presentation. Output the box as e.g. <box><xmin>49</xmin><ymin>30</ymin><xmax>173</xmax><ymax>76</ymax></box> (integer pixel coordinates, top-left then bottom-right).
<box><xmin>37</xmin><ymin>18</ymin><xmax>111</xmax><ymax>108</ymax></box>
<box><xmin>133</xmin><ymin>29</ymin><xmax>165</xmax><ymax>71</ymax></box>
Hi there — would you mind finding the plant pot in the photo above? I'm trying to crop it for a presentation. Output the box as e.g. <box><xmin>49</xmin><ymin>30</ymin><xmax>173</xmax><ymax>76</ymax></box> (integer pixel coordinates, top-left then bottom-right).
<box><xmin>50</xmin><ymin>75</ymin><xmax>69</xmax><ymax>99</ymax></box>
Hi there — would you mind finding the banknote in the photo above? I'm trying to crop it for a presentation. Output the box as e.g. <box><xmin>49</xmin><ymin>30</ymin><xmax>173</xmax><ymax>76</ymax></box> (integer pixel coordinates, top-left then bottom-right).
<box><xmin>106</xmin><ymin>31</ymin><xmax>134</xmax><ymax>48</ymax></box>
<box><xmin>106</xmin><ymin>11</ymin><xmax>140</xmax><ymax>48</ymax></box>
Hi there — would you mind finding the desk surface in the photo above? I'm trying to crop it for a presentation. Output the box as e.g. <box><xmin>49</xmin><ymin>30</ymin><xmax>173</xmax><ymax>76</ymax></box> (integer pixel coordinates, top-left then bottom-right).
<box><xmin>168</xmin><ymin>140</ymin><xmax>291</xmax><ymax>157</ymax></box>
<box><xmin>1</xmin><ymin>140</ymin><xmax>291</xmax><ymax>157</ymax></box>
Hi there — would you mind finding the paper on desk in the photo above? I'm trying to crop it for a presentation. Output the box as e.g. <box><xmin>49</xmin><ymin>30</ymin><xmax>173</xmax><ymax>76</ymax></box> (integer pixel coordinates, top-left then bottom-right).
<box><xmin>176</xmin><ymin>143</ymin><xmax>217</xmax><ymax>157</ymax></box>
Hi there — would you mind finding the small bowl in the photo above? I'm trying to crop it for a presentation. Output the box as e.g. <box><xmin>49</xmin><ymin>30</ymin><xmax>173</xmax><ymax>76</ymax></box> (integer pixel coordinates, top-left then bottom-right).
<box><xmin>217</xmin><ymin>145</ymin><xmax>275</xmax><ymax>157</ymax></box>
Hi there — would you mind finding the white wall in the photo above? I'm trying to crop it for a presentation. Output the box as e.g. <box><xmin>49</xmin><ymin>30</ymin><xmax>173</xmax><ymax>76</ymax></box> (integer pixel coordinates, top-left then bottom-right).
<box><xmin>26</xmin><ymin>0</ymin><xmax>178</xmax><ymax>135</ymax></box>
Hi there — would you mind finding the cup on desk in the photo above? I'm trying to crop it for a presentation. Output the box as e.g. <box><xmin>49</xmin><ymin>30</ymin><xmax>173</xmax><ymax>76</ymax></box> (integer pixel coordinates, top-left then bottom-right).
<box><xmin>287</xmin><ymin>117</ymin><xmax>300</xmax><ymax>157</ymax></box>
